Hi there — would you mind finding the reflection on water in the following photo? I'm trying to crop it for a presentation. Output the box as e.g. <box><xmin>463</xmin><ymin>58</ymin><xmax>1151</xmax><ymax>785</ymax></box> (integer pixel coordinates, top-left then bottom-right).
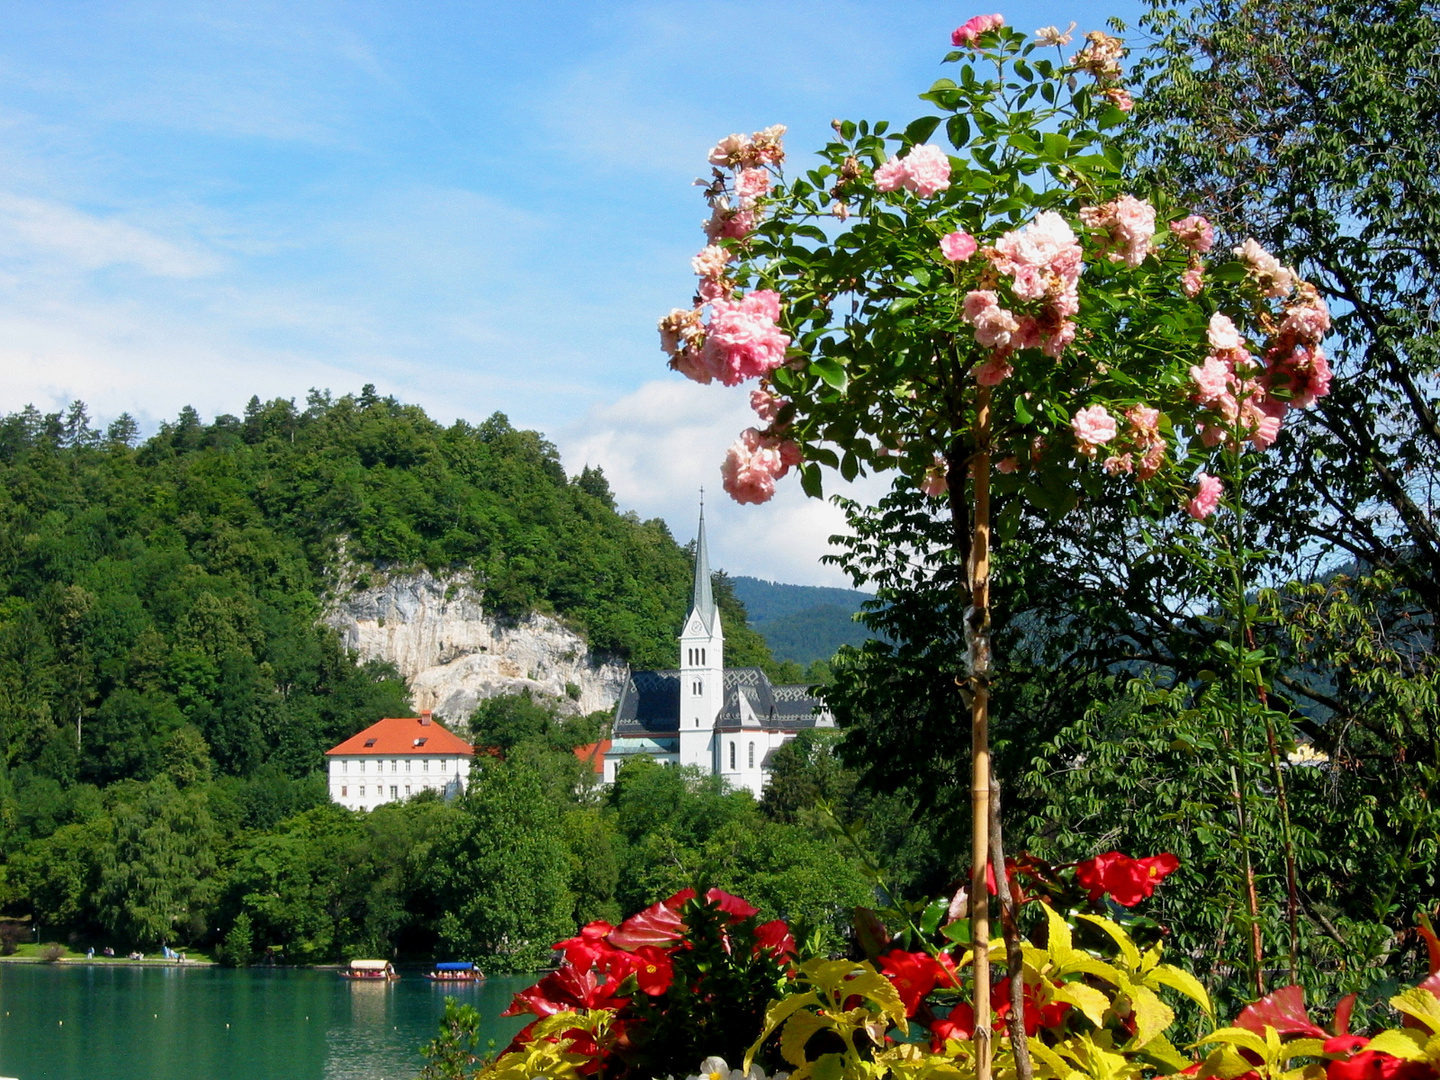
<box><xmin>0</xmin><ymin>964</ymin><xmax>529</xmax><ymax>1080</ymax></box>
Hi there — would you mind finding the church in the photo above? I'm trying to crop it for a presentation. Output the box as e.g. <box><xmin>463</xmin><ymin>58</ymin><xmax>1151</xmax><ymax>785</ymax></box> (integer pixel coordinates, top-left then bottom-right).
<box><xmin>602</xmin><ymin>508</ymin><xmax>833</xmax><ymax>796</ymax></box>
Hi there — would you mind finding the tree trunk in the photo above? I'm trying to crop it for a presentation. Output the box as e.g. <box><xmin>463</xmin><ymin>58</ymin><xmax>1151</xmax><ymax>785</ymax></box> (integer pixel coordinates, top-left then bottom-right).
<box><xmin>968</xmin><ymin>386</ymin><xmax>993</xmax><ymax>1080</ymax></box>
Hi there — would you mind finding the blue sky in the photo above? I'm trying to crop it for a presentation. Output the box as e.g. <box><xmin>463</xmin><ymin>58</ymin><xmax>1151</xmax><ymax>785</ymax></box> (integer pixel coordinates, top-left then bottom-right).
<box><xmin>0</xmin><ymin>0</ymin><xmax>1144</xmax><ymax>585</ymax></box>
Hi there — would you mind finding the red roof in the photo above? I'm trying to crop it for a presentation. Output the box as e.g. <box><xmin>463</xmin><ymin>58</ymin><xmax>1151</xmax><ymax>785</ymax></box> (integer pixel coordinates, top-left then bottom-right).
<box><xmin>574</xmin><ymin>739</ymin><xmax>611</xmax><ymax>774</ymax></box>
<box><xmin>325</xmin><ymin>716</ymin><xmax>474</xmax><ymax>757</ymax></box>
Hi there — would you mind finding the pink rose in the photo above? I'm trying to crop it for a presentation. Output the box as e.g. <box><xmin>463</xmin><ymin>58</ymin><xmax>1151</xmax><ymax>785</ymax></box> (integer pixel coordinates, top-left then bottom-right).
<box><xmin>1103</xmin><ymin>87</ymin><xmax>1134</xmax><ymax>112</ymax></box>
<box><xmin>1126</xmin><ymin>405</ymin><xmax>1161</xmax><ymax>437</ymax></box>
<box><xmin>996</xmin><ymin>456</ymin><xmax>1019</xmax><ymax>474</ymax></box>
<box><xmin>708</xmin><ymin>133</ymin><xmax>751</xmax><ymax>167</ymax></box>
<box><xmin>974</xmin><ymin>354</ymin><xmax>1013</xmax><ymax>385</ymax></box>
<box><xmin>1207</xmin><ymin>313</ymin><xmax>1245</xmax><ymax>352</ymax></box>
<box><xmin>1187</xmin><ymin>472</ymin><xmax>1224</xmax><ymax>520</ymax></box>
<box><xmin>952</xmin><ymin>13</ymin><xmax>1005</xmax><ymax>46</ymax></box>
<box><xmin>1080</xmin><ymin>195</ymin><xmax>1155</xmax><ymax>268</ymax></box>
<box><xmin>735</xmin><ymin>167</ymin><xmax>771</xmax><ymax>202</ymax></box>
<box><xmin>1190</xmin><ymin>356</ymin><xmax>1230</xmax><ymax>401</ymax></box>
<box><xmin>1071</xmin><ymin>404</ymin><xmax>1118</xmax><ymax>449</ymax></box>
<box><xmin>720</xmin><ymin>428</ymin><xmax>798</xmax><ymax>505</ymax></box>
<box><xmin>903</xmin><ymin>145</ymin><xmax>952</xmax><ymax>197</ymax></box>
<box><xmin>1136</xmin><ymin>440</ymin><xmax>1166</xmax><ymax>480</ymax></box>
<box><xmin>750</xmin><ymin>389</ymin><xmax>783</xmax><ymax>423</ymax></box>
<box><xmin>873</xmin><ymin>158</ymin><xmax>907</xmax><ymax>192</ymax></box>
<box><xmin>702</xmin><ymin>290</ymin><xmax>791</xmax><ymax>385</ymax></box>
<box><xmin>1181</xmin><ymin>266</ymin><xmax>1204</xmax><ymax>298</ymax></box>
<box><xmin>1170</xmin><ymin>215</ymin><xmax>1214</xmax><ymax>253</ymax></box>
<box><xmin>691</xmin><ymin>244</ymin><xmax>732</xmax><ymax>279</ymax></box>
<box><xmin>962</xmin><ymin>290</ymin><xmax>1019</xmax><ymax>349</ymax></box>
<box><xmin>1233</xmin><ymin>238</ymin><xmax>1296</xmax><ymax>298</ymax></box>
<box><xmin>873</xmin><ymin>145</ymin><xmax>951</xmax><ymax>198</ymax></box>
<box><xmin>940</xmin><ymin>231</ymin><xmax>978</xmax><ymax>261</ymax></box>
<box><xmin>921</xmin><ymin>457</ymin><xmax>949</xmax><ymax>497</ymax></box>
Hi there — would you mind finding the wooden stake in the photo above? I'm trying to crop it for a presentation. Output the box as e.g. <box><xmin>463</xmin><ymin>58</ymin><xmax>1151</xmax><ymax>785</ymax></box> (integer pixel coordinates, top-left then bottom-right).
<box><xmin>969</xmin><ymin>386</ymin><xmax>993</xmax><ymax>1080</ymax></box>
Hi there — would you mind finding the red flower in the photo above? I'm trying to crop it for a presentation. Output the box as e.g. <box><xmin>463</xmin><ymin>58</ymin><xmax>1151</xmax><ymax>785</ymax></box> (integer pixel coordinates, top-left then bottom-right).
<box><xmin>878</xmin><ymin>949</ymin><xmax>960</xmax><ymax>1016</ymax></box>
<box><xmin>706</xmin><ymin>887</ymin><xmax>761</xmax><ymax>919</ymax></box>
<box><xmin>608</xmin><ymin>897</ymin><xmax>687</xmax><ymax>949</ymax></box>
<box><xmin>930</xmin><ymin>1007</ymin><xmax>974</xmax><ymax>1050</ymax></box>
<box><xmin>553</xmin><ymin>920</ymin><xmax>616</xmax><ymax>970</ymax></box>
<box><xmin>604</xmin><ymin>945</ymin><xmax>674</xmax><ymax>996</ymax></box>
<box><xmin>1328</xmin><ymin>1052</ymin><xmax>1435</xmax><ymax>1080</ymax></box>
<box><xmin>1074</xmin><ymin>851</ymin><xmax>1180</xmax><ymax>907</ymax></box>
<box><xmin>755</xmin><ymin>919</ymin><xmax>796</xmax><ymax>962</ymax></box>
<box><xmin>502</xmin><ymin>965</ymin><xmax>628</xmax><ymax>1018</ymax></box>
<box><xmin>992</xmin><ymin>977</ymin><xmax>1071</xmax><ymax>1035</ymax></box>
<box><xmin>1325</xmin><ymin>1036</ymin><xmax>1372</xmax><ymax>1056</ymax></box>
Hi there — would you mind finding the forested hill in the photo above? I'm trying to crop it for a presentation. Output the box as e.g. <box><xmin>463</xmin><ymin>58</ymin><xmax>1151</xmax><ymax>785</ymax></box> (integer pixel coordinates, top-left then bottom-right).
<box><xmin>0</xmin><ymin>390</ymin><xmax>775</xmax><ymax>786</ymax></box>
<box><xmin>730</xmin><ymin>576</ymin><xmax>875</xmax><ymax>665</ymax></box>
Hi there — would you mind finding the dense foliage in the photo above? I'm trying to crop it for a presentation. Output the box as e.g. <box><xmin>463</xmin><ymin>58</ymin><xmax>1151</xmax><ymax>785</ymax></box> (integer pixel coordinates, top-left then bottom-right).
<box><xmin>0</xmin><ymin>389</ymin><xmax>803</xmax><ymax>953</ymax></box>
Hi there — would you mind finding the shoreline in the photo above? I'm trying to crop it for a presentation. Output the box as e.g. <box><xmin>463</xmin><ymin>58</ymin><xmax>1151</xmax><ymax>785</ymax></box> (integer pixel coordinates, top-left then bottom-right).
<box><xmin>0</xmin><ymin>955</ymin><xmax>217</xmax><ymax>968</ymax></box>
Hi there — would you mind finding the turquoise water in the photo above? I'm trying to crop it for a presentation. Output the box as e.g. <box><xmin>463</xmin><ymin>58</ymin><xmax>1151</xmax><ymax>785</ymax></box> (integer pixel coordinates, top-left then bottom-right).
<box><xmin>0</xmin><ymin>964</ymin><xmax>530</xmax><ymax>1080</ymax></box>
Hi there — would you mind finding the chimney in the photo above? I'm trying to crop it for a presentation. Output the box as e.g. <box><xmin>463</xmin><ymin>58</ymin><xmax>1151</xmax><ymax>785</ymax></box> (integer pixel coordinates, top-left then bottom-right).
<box><xmin>419</xmin><ymin>710</ymin><xmax>432</xmax><ymax>726</ymax></box>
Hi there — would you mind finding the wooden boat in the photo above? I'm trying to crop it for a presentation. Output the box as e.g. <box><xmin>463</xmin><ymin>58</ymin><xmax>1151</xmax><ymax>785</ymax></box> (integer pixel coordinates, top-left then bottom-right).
<box><xmin>339</xmin><ymin>959</ymin><xmax>399</xmax><ymax>980</ymax></box>
<box><xmin>424</xmin><ymin>960</ymin><xmax>482</xmax><ymax>982</ymax></box>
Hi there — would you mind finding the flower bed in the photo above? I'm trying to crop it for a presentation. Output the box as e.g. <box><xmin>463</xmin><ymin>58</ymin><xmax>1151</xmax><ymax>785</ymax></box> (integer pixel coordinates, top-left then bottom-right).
<box><xmin>464</xmin><ymin>855</ymin><xmax>1440</xmax><ymax>1080</ymax></box>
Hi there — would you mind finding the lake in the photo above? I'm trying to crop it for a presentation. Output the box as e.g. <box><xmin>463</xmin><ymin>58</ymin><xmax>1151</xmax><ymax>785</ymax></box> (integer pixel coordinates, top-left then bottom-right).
<box><xmin>0</xmin><ymin>964</ymin><xmax>531</xmax><ymax>1080</ymax></box>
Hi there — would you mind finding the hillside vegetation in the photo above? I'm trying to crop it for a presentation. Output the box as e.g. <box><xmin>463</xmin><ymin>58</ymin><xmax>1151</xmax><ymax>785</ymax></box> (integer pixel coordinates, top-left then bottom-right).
<box><xmin>0</xmin><ymin>390</ymin><xmax>777</xmax><ymax>788</ymax></box>
<box><xmin>0</xmin><ymin>391</ymin><xmax>833</xmax><ymax>961</ymax></box>
<box><xmin>730</xmin><ymin>576</ymin><xmax>875</xmax><ymax>665</ymax></box>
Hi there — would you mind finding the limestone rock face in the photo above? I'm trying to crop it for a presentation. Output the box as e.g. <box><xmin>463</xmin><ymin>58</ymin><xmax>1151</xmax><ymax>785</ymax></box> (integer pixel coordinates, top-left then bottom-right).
<box><xmin>324</xmin><ymin>572</ymin><xmax>629</xmax><ymax>723</ymax></box>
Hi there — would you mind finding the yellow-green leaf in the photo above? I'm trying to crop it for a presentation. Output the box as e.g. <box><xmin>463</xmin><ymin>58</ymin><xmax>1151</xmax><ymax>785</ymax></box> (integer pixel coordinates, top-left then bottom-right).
<box><xmin>780</xmin><ymin>1009</ymin><xmax>832</xmax><ymax>1068</ymax></box>
<box><xmin>1279</xmin><ymin>1039</ymin><xmax>1328</xmax><ymax>1062</ymax></box>
<box><xmin>1123</xmin><ymin>984</ymin><xmax>1176</xmax><ymax>1050</ymax></box>
<box><xmin>1045</xmin><ymin>905</ymin><xmax>1077</xmax><ymax>965</ymax></box>
<box><xmin>1366</xmin><ymin>1029</ymin><xmax>1429</xmax><ymax>1062</ymax></box>
<box><xmin>1076</xmin><ymin>914</ymin><xmax>1142</xmax><ymax>970</ymax></box>
<box><xmin>1148</xmin><ymin>964</ymin><xmax>1214</xmax><ymax>1016</ymax></box>
<box><xmin>750</xmin><ymin>989</ymin><xmax>822</xmax><ymax>1068</ymax></box>
<box><xmin>1053</xmin><ymin>982</ymin><xmax>1114</xmax><ymax>1028</ymax></box>
<box><xmin>1028</xmin><ymin>1037</ymin><xmax>1082</xmax><ymax>1080</ymax></box>
<box><xmin>1390</xmin><ymin>988</ymin><xmax>1440</xmax><ymax>1035</ymax></box>
<box><xmin>1194</xmin><ymin>1027</ymin><xmax>1272</xmax><ymax>1059</ymax></box>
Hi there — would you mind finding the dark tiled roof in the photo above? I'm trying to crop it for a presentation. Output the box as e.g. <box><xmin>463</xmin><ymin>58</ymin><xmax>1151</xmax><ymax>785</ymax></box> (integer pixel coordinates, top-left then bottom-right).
<box><xmin>613</xmin><ymin>667</ymin><xmax>827</xmax><ymax>737</ymax></box>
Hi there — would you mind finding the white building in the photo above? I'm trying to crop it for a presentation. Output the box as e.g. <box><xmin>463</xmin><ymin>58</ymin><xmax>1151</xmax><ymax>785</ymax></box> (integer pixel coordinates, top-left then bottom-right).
<box><xmin>324</xmin><ymin>712</ymin><xmax>474</xmax><ymax>811</ymax></box>
<box><xmin>602</xmin><ymin>507</ymin><xmax>833</xmax><ymax>797</ymax></box>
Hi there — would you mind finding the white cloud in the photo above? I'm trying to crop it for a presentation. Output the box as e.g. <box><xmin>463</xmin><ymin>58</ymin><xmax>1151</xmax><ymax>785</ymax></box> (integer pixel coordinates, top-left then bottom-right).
<box><xmin>558</xmin><ymin>377</ymin><xmax>888</xmax><ymax>588</ymax></box>
<box><xmin>0</xmin><ymin>194</ymin><xmax>222</xmax><ymax>278</ymax></box>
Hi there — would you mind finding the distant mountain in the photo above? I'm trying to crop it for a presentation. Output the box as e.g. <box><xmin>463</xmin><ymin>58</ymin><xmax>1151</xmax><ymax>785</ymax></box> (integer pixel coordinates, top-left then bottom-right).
<box><xmin>730</xmin><ymin>576</ymin><xmax>877</xmax><ymax>666</ymax></box>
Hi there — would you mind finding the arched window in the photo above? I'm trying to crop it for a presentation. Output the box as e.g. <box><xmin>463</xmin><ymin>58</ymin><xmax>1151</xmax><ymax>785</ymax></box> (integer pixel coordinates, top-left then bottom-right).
<box><xmin>748</xmin><ymin>743</ymin><xmax>755</xmax><ymax>769</ymax></box>
<box><xmin>729</xmin><ymin>742</ymin><xmax>736</xmax><ymax>770</ymax></box>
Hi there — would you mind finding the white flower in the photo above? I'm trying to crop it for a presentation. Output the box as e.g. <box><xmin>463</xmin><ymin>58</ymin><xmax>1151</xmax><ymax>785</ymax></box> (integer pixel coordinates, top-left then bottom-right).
<box><xmin>1035</xmin><ymin>21</ymin><xmax>1076</xmax><ymax>46</ymax></box>
<box><xmin>686</xmin><ymin>1058</ymin><xmax>788</xmax><ymax>1080</ymax></box>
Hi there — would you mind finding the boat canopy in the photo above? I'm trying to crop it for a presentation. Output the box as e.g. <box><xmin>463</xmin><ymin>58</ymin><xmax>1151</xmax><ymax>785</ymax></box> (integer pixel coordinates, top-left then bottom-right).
<box><xmin>350</xmin><ymin>959</ymin><xmax>392</xmax><ymax>971</ymax></box>
<box><xmin>434</xmin><ymin>961</ymin><xmax>474</xmax><ymax>971</ymax></box>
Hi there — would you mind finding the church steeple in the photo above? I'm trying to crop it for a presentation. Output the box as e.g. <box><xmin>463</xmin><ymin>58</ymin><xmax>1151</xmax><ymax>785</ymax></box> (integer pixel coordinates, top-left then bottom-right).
<box><xmin>678</xmin><ymin>496</ymin><xmax>724</xmax><ymax>771</ymax></box>
<box><xmin>690</xmin><ymin>500</ymin><xmax>717</xmax><ymax>632</ymax></box>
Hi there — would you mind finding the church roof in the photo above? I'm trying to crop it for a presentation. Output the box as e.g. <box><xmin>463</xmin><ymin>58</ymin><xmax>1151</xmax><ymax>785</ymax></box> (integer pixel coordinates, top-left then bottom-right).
<box><xmin>689</xmin><ymin>506</ymin><xmax>717</xmax><ymax>633</ymax></box>
<box><xmin>612</xmin><ymin>667</ymin><xmax>827</xmax><ymax>737</ymax></box>
<box><xmin>326</xmin><ymin>715</ymin><xmax>474</xmax><ymax>757</ymax></box>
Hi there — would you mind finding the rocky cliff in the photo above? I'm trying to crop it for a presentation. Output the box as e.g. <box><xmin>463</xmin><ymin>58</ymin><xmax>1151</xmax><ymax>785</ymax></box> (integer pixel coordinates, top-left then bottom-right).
<box><xmin>324</xmin><ymin>572</ymin><xmax>630</xmax><ymax>722</ymax></box>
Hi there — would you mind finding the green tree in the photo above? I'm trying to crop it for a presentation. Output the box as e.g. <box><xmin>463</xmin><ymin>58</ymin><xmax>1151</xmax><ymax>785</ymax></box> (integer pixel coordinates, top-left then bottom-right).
<box><xmin>96</xmin><ymin>780</ymin><xmax>217</xmax><ymax>946</ymax></box>
<box><xmin>432</xmin><ymin>760</ymin><xmax>575</xmax><ymax>972</ymax></box>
